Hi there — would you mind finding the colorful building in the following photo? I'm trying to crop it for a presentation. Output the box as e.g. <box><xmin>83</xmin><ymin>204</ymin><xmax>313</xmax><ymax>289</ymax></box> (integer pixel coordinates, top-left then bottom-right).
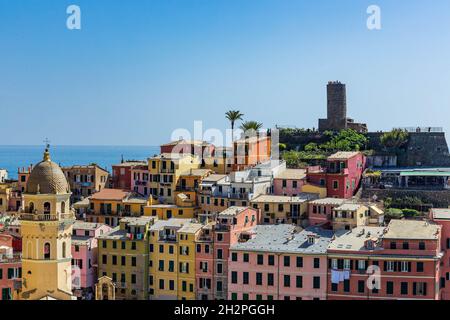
<box><xmin>71</xmin><ymin>221</ymin><xmax>111</xmax><ymax>299</ymax></box>
<box><xmin>86</xmin><ymin>188</ymin><xmax>147</xmax><ymax>227</ymax></box>
<box><xmin>250</xmin><ymin>194</ymin><xmax>313</xmax><ymax>225</ymax></box>
<box><xmin>233</xmin><ymin>134</ymin><xmax>272</xmax><ymax>171</ymax></box>
<box><xmin>273</xmin><ymin>169</ymin><xmax>307</xmax><ymax>196</ymax></box>
<box><xmin>0</xmin><ymin>233</ymin><xmax>21</xmax><ymax>300</ymax></box>
<box><xmin>112</xmin><ymin>160</ymin><xmax>147</xmax><ymax>190</ymax></box>
<box><xmin>307</xmin><ymin>151</ymin><xmax>366</xmax><ymax>199</ymax></box>
<box><xmin>148</xmin><ymin>218</ymin><xmax>202</xmax><ymax>300</ymax></box>
<box><xmin>194</xmin><ymin>207</ymin><xmax>261</xmax><ymax>300</ymax></box>
<box><xmin>327</xmin><ymin>220</ymin><xmax>442</xmax><ymax>300</ymax></box>
<box><xmin>148</xmin><ymin>153</ymin><xmax>200</xmax><ymax>204</ymax></box>
<box><xmin>308</xmin><ymin>198</ymin><xmax>347</xmax><ymax>226</ymax></box>
<box><xmin>62</xmin><ymin>164</ymin><xmax>109</xmax><ymax>202</ymax></box>
<box><xmin>228</xmin><ymin>224</ymin><xmax>333</xmax><ymax>300</ymax></box>
<box><xmin>144</xmin><ymin>195</ymin><xmax>197</xmax><ymax>220</ymax></box>
<box><xmin>430</xmin><ymin>208</ymin><xmax>450</xmax><ymax>299</ymax></box>
<box><xmin>97</xmin><ymin>216</ymin><xmax>156</xmax><ymax>300</ymax></box>
<box><xmin>160</xmin><ymin>139</ymin><xmax>215</xmax><ymax>159</ymax></box>
<box><xmin>131</xmin><ymin>164</ymin><xmax>150</xmax><ymax>197</ymax></box>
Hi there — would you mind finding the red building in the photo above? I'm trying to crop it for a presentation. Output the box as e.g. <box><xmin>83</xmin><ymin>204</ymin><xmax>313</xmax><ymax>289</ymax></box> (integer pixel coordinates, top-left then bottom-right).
<box><xmin>111</xmin><ymin>161</ymin><xmax>146</xmax><ymax>190</ymax></box>
<box><xmin>327</xmin><ymin>220</ymin><xmax>442</xmax><ymax>300</ymax></box>
<box><xmin>430</xmin><ymin>208</ymin><xmax>450</xmax><ymax>299</ymax></box>
<box><xmin>195</xmin><ymin>206</ymin><xmax>260</xmax><ymax>300</ymax></box>
<box><xmin>307</xmin><ymin>151</ymin><xmax>366</xmax><ymax>199</ymax></box>
<box><xmin>0</xmin><ymin>233</ymin><xmax>21</xmax><ymax>300</ymax></box>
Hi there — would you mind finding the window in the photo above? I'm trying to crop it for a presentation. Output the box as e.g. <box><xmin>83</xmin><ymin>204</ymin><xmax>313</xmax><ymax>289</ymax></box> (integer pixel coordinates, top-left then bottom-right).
<box><xmin>390</xmin><ymin>242</ymin><xmax>397</xmax><ymax>249</ymax></box>
<box><xmin>231</xmin><ymin>293</ymin><xmax>237</xmax><ymax>300</ymax></box>
<box><xmin>62</xmin><ymin>242</ymin><xmax>66</xmax><ymax>259</ymax></box>
<box><xmin>159</xmin><ymin>245</ymin><xmax>164</xmax><ymax>253</ymax></box>
<box><xmin>419</xmin><ymin>242</ymin><xmax>425</xmax><ymax>250</ymax></box>
<box><xmin>284</xmin><ymin>275</ymin><xmax>290</xmax><ymax>287</ymax></box>
<box><xmin>217</xmin><ymin>249</ymin><xmax>223</xmax><ymax>259</ymax></box>
<box><xmin>331</xmin><ymin>283</ymin><xmax>338</xmax><ymax>292</ymax></box>
<box><xmin>44</xmin><ymin>243</ymin><xmax>51</xmax><ymax>260</ymax></box>
<box><xmin>243</xmin><ymin>272</ymin><xmax>249</xmax><ymax>285</ymax></box>
<box><xmin>296</xmin><ymin>276</ymin><xmax>303</xmax><ymax>288</ymax></box>
<box><xmin>401</xmin><ymin>261</ymin><xmax>410</xmax><ymax>272</ymax></box>
<box><xmin>343</xmin><ymin>259</ymin><xmax>351</xmax><ymax>270</ymax></box>
<box><xmin>358</xmin><ymin>280</ymin><xmax>365</xmax><ymax>293</ymax></box>
<box><xmin>244</xmin><ymin>253</ymin><xmax>249</xmax><ymax>263</ymax></box>
<box><xmin>284</xmin><ymin>256</ymin><xmax>290</xmax><ymax>267</ymax></box>
<box><xmin>333</xmin><ymin>180</ymin><xmax>338</xmax><ymax>190</ymax></box>
<box><xmin>231</xmin><ymin>271</ymin><xmax>238</xmax><ymax>284</ymax></box>
<box><xmin>159</xmin><ymin>279</ymin><xmax>164</xmax><ymax>290</ymax></box>
<box><xmin>387</xmin><ymin>281</ymin><xmax>394</xmax><ymax>295</ymax></box>
<box><xmin>358</xmin><ymin>260</ymin><xmax>366</xmax><ymax>271</ymax></box>
<box><xmin>216</xmin><ymin>281</ymin><xmax>222</xmax><ymax>292</ymax></box>
<box><xmin>401</xmin><ymin>282</ymin><xmax>408</xmax><ymax>295</ymax></box>
<box><xmin>112</xmin><ymin>255</ymin><xmax>117</xmax><ymax>265</ymax></box>
<box><xmin>131</xmin><ymin>257</ymin><xmax>136</xmax><ymax>267</ymax></box>
<box><xmin>413</xmin><ymin>282</ymin><xmax>427</xmax><ymax>296</ymax></box>
<box><xmin>217</xmin><ymin>233</ymin><xmax>223</xmax><ymax>241</ymax></box>
<box><xmin>313</xmin><ymin>276</ymin><xmax>320</xmax><ymax>289</ymax></box>
<box><xmin>416</xmin><ymin>262</ymin><xmax>424</xmax><ymax>272</ymax></box>
<box><xmin>231</xmin><ymin>252</ymin><xmax>237</xmax><ymax>262</ymax></box>
<box><xmin>402</xmin><ymin>242</ymin><xmax>409</xmax><ymax>250</ymax></box>
<box><xmin>102</xmin><ymin>255</ymin><xmax>107</xmax><ymax>264</ymax></box>
<box><xmin>267</xmin><ymin>273</ymin><xmax>274</xmax><ymax>286</ymax></box>
<box><xmin>242</xmin><ymin>293</ymin><xmax>249</xmax><ymax>300</ymax></box>
<box><xmin>297</xmin><ymin>256</ymin><xmax>303</xmax><ymax>268</ymax></box>
<box><xmin>386</xmin><ymin>261</ymin><xmax>394</xmax><ymax>272</ymax></box>
<box><xmin>313</xmin><ymin>258</ymin><xmax>320</xmax><ymax>269</ymax></box>
<box><xmin>256</xmin><ymin>273</ymin><xmax>263</xmax><ymax>285</ymax></box>
<box><xmin>343</xmin><ymin>280</ymin><xmax>350</xmax><ymax>293</ymax></box>
<box><xmin>131</xmin><ymin>242</ymin><xmax>136</xmax><ymax>250</ymax></box>
<box><xmin>121</xmin><ymin>256</ymin><xmax>126</xmax><ymax>266</ymax></box>
<box><xmin>257</xmin><ymin>254</ymin><xmax>264</xmax><ymax>265</ymax></box>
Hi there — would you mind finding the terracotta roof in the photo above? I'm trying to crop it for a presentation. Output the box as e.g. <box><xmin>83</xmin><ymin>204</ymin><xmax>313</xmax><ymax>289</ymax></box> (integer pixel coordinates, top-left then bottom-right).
<box><xmin>328</xmin><ymin>151</ymin><xmax>360</xmax><ymax>161</ymax></box>
<box><xmin>90</xmin><ymin>188</ymin><xmax>130</xmax><ymax>201</ymax></box>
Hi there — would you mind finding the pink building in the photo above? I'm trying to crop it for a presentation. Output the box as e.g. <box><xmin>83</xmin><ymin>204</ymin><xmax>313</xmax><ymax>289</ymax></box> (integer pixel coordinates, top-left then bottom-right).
<box><xmin>327</xmin><ymin>220</ymin><xmax>442</xmax><ymax>300</ymax></box>
<box><xmin>71</xmin><ymin>221</ymin><xmax>111</xmax><ymax>300</ymax></box>
<box><xmin>273</xmin><ymin>169</ymin><xmax>307</xmax><ymax>196</ymax></box>
<box><xmin>228</xmin><ymin>225</ymin><xmax>333</xmax><ymax>300</ymax></box>
<box><xmin>131</xmin><ymin>164</ymin><xmax>150</xmax><ymax>197</ymax></box>
<box><xmin>0</xmin><ymin>233</ymin><xmax>21</xmax><ymax>300</ymax></box>
<box><xmin>307</xmin><ymin>151</ymin><xmax>366</xmax><ymax>199</ymax></box>
<box><xmin>308</xmin><ymin>198</ymin><xmax>346</xmax><ymax>227</ymax></box>
<box><xmin>430</xmin><ymin>208</ymin><xmax>450</xmax><ymax>299</ymax></box>
<box><xmin>195</xmin><ymin>206</ymin><xmax>260</xmax><ymax>300</ymax></box>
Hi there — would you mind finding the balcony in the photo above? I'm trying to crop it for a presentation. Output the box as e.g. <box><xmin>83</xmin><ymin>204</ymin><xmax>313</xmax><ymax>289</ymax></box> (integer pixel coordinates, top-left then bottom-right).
<box><xmin>19</xmin><ymin>212</ymin><xmax>75</xmax><ymax>221</ymax></box>
<box><xmin>0</xmin><ymin>253</ymin><xmax>22</xmax><ymax>264</ymax></box>
<box><xmin>160</xmin><ymin>169</ymin><xmax>175</xmax><ymax>174</ymax></box>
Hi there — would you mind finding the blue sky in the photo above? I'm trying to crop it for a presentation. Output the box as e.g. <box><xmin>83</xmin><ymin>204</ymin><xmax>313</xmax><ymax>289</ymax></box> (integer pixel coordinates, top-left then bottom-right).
<box><xmin>1</xmin><ymin>0</ymin><xmax>450</xmax><ymax>145</ymax></box>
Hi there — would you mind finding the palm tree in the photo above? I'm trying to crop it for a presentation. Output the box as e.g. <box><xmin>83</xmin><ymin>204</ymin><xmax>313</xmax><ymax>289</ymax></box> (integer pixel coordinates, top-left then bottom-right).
<box><xmin>240</xmin><ymin>121</ymin><xmax>263</xmax><ymax>132</ymax></box>
<box><xmin>225</xmin><ymin>110</ymin><xmax>244</xmax><ymax>133</ymax></box>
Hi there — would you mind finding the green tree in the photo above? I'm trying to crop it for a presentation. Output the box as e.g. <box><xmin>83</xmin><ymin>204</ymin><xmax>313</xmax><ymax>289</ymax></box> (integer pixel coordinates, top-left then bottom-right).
<box><xmin>240</xmin><ymin>121</ymin><xmax>263</xmax><ymax>132</ymax></box>
<box><xmin>320</xmin><ymin>129</ymin><xmax>368</xmax><ymax>152</ymax></box>
<box><xmin>225</xmin><ymin>110</ymin><xmax>244</xmax><ymax>141</ymax></box>
<box><xmin>380</xmin><ymin>129</ymin><xmax>409</xmax><ymax>150</ymax></box>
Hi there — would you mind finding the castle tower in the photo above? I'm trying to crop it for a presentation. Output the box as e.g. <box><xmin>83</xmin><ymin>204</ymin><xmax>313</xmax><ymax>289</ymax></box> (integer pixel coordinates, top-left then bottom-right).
<box><xmin>15</xmin><ymin>146</ymin><xmax>76</xmax><ymax>300</ymax></box>
<box><xmin>327</xmin><ymin>81</ymin><xmax>347</xmax><ymax>126</ymax></box>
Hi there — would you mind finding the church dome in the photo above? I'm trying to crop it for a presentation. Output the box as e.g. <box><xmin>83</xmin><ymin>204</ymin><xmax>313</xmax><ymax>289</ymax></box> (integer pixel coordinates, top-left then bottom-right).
<box><xmin>26</xmin><ymin>147</ymin><xmax>70</xmax><ymax>195</ymax></box>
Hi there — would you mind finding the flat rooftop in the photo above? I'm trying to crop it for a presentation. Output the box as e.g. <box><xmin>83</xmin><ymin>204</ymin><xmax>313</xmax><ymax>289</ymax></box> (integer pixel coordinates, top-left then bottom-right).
<box><xmin>309</xmin><ymin>198</ymin><xmax>347</xmax><ymax>206</ymax></box>
<box><xmin>275</xmin><ymin>169</ymin><xmax>306</xmax><ymax>180</ymax></box>
<box><xmin>218</xmin><ymin>206</ymin><xmax>248</xmax><ymax>217</ymax></box>
<box><xmin>384</xmin><ymin>219</ymin><xmax>441</xmax><ymax>240</ymax></box>
<box><xmin>231</xmin><ymin>224</ymin><xmax>334</xmax><ymax>255</ymax></box>
<box><xmin>251</xmin><ymin>194</ymin><xmax>309</xmax><ymax>203</ymax></box>
<box><xmin>430</xmin><ymin>208</ymin><xmax>450</xmax><ymax>220</ymax></box>
<box><xmin>328</xmin><ymin>151</ymin><xmax>360</xmax><ymax>161</ymax></box>
<box><xmin>334</xmin><ymin>203</ymin><xmax>366</xmax><ymax>212</ymax></box>
<box><xmin>328</xmin><ymin>226</ymin><xmax>386</xmax><ymax>252</ymax></box>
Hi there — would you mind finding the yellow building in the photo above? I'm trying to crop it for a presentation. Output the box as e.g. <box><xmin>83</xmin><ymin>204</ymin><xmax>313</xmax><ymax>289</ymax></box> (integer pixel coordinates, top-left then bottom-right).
<box><xmin>331</xmin><ymin>203</ymin><xmax>370</xmax><ymax>231</ymax></box>
<box><xmin>0</xmin><ymin>183</ymin><xmax>11</xmax><ymax>213</ymax></box>
<box><xmin>97</xmin><ymin>216</ymin><xmax>156</xmax><ymax>300</ymax></box>
<box><xmin>148</xmin><ymin>153</ymin><xmax>200</xmax><ymax>204</ymax></box>
<box><xmin>250</xmin><ymin>194</ymin><xmax>310</xmax><ymax>225</ymax></box>
<box><xmin>144</xmin><ymin>194</ymin><xmax>196</xmax><ymax>220</ymax></box>
<box><xmin>148</xmin><ymin>218</ymin><xmax>202</xmax><ymax>300</ymax></box>
<box><xmin>302</xmin><ymin>183</ymin><xmax>327</xmax><ymax>198</ymax></box>
<box><xmin>15</xmin><ymin>147</ymin><xmax>76</xmax><ymax>300</ymax></box>
<box><xmin>87</xmin><ymin>188</ymin><xmax>147</xmax><ymax>227</ymax></box>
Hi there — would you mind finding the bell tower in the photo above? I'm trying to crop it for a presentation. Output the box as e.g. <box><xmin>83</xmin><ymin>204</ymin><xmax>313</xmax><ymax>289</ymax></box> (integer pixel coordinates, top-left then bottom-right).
<box><xmin>15</xmin><ymin>146</ymin><xmax>76</xmax><ymax>300</ymax></box>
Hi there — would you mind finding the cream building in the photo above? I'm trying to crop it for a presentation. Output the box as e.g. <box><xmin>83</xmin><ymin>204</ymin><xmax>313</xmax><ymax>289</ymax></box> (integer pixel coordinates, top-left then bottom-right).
<box><xmin>14</xmin><ymin>146</ymin><xmax>76</xmax><ymax>300</ymax></box>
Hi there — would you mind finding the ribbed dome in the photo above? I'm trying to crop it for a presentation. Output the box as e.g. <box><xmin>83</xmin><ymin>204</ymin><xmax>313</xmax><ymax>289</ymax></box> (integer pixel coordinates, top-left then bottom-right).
<box><xmin>26</xmin><ymin>148</ymin><xmax>70</xmax><ymax>195</ymax></box>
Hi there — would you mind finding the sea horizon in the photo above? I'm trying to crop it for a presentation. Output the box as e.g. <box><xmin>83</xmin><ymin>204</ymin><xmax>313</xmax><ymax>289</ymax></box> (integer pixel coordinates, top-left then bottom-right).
<box><xmin>0</xmin><ymin>145</ymin><xmax>161</xmax><ymax>179</ymax></box>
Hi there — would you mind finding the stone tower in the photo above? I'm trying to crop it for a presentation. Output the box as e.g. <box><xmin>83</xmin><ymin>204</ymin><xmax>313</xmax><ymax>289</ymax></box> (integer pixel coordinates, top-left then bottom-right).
<box><xmin>318</xmin><ymin>81</ymin><xmax>367</xmax><ymax>133</ymax></box>
<box><xmin>14</xmin><ymin>146</ymin><xmax>76</xmax><ymax>300</ymax></box>
<box><xmin>327</xmin><ymin>81</ymin><xmax>347</xmax><ymax>128</ymax></box>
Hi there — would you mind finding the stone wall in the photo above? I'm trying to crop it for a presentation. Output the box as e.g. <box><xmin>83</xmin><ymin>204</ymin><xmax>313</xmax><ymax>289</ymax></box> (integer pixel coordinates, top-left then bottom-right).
<box><xmin>361</xmin><ymin>188</ymin><xmax>450</xmax><ymax>208</ymax></box>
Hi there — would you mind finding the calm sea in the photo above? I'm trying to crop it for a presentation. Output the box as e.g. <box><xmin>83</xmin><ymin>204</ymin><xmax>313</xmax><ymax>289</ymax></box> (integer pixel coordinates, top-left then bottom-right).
<box><xmin>0</xmin><ymin>145</ymin><xmax>160</xmax><ymax>179</ymax></box>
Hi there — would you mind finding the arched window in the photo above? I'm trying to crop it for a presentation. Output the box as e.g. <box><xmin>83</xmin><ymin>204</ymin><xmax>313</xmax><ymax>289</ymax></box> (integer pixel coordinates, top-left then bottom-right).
<box><xmin>44</xmin><ymin>243</ymin><xmax>51</xmax><ymax>259</ymax></box>
<box><xmin>61</xmin><ymin>201</ymin><xmax>66</xmax><ymax>214</ymax></box>
<box><xmin>44</xmin><ymin>202</ymin><xmax>51</xmax><ymax>214</ymax></box>
<box><xmin>29</xmin><ymin>202</ymin><xmax>35</xmax><ymax>213</ymax></box>
<box><xmin>62</xmin><ymin>242</ymin><xmax>66</xmax><ymax>258</ymax></box>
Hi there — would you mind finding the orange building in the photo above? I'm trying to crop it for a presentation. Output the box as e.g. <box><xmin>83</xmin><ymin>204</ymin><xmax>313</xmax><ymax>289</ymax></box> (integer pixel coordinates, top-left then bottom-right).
<box><xmin>233</xmin><ymin>135</ymin><xmax>271</xmax><ymax>171</ymax></box>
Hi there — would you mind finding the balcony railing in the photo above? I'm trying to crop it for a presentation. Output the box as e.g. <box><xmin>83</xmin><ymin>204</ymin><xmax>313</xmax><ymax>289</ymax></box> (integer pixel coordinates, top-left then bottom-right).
<box><xmin>0</xmin><ymin>253</ymin><xmax>22</xmax><ymax>264</ymax></box>
<box><xmin>19</xmin><ymin>212</ymin><xmax>75</xmax><ymax>221</ymax></box>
